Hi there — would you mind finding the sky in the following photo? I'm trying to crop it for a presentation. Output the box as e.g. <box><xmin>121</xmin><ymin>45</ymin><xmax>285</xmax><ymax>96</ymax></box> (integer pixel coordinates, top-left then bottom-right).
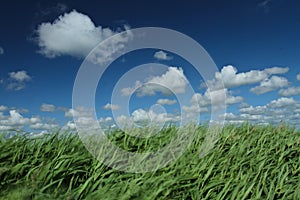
<box><xmin>0</xmin><ymin>0</ymin><xmax>300</xmax><ymax>134</ymax></box>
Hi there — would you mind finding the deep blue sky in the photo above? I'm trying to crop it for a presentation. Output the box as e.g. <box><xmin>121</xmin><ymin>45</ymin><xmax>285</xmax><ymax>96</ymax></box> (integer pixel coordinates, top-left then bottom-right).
<box><xmin>0</xmin><ymin>0</ymin><xmax>299</xmax><ymax>133</ymax></box>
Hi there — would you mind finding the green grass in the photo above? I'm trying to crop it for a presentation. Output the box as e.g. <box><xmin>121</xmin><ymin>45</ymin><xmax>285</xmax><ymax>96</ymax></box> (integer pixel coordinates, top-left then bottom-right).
<box><xmin>1</xmin><ymin>123</ymin><xmax>300</xmax><ymax>199</ymax></box>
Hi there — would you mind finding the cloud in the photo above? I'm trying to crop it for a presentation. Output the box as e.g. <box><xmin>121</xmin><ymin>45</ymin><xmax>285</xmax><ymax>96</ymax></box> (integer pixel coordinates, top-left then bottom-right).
<box><xmin>267</xmin><ymin>97</ymin><xmax>297</xmax><ymax>108</ymax></box>
<box><xmin>226</xmin><ymin>95</ymin><xmax>244</xmax><ymax>105</ymax></box>
<box><xmin>29</xmin><ymin>123</ymin><xmax>59</xmax><ymax>130</ymax></box>
<box><xmin>264</xmin><ymin>66</ymin><xmax>289</xmax><ymax>74</ymax></box>
<box><xmin>154</xmin><ymin>50</ymin><xmax>173</xmax><ymax>60</ymax></box>
<box><xmin>0</xmin><ymin>47</ymin><xmax>4</xmax><ymax>55</ymax></box>
<box><xmin>103</xmin><ymin>103</ymin><xmax>120</xmax><ymax>110</ymax></box>
<box><xmin>40</xmin><ymin>103</ymin><xmax>56</xmax><ymax>112</ymax></box>
<box><xmin>297</xmin><ymin>74</ymin><xmax>300</xmax><ymax>80</ymax></box>
<box><xmin>0</xmin><ymin>105</ymin><xmax>7</xmax><ymax>112</ymax></box>
<box><xmin>122</xmin><ymin>67</ymin><xmax>188</xmax><ymax>97</ymax></box>
<box><xmin>6</xmin><ymin>70</ymin><xmax>32</xmax><ymax>91</ymax></box>
<box><xmin>9</xmin><ymin>71</ymin><xmax>31</xmax><ymax>82</ymax></box>
<box><xmin>35</xmin><ymin>10</ymin><xmax>132</xmax><ymax>61</ymax></box>
<box><xmin>0</xmin><ymin>110</ymin><xmax>41</xmax><ymax>131</ymax></box>
<box><xmin>116</xmin><ymin>108</ymin><xmax>178</xmax><ymax>127</ymax></box>
<box><xmin>207</xmin><ymin>65</ymin><xmax>289</xmax><ymax>90</ymax></box>
<box><xmin>156</xmin><ymin>99</ymin><xmax>177</xmax><ymax>105</ymax></box>
<box><xmin>278</xmin><ymin>87</ymin><xmax>300</xmax><ymax>96</ymax></box>
<box><xmin>250</xmin><ymin>76</ymin><xmax>289</xmax><ymax>94</ymax></box>
<box><xmin>229</xmin><ymin>96</ymin><xmax>300</xmax><ymax>126</ymax></box>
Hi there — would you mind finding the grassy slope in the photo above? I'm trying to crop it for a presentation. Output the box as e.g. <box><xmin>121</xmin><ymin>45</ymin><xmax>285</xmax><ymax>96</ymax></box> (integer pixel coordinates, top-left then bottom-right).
<box><xmin>1</xmin><ymin>123</ymin><xmax>300</xmax><ymax>200</ymax></box>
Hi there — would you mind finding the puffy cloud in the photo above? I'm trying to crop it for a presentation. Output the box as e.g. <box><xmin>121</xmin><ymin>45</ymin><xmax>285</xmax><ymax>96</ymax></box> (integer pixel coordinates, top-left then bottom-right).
<box><xmin>0</xmin><ymin>105</ymin><xmax>7</xmax><ymax>112</ymax></box>
<box><xmin>239</xmin><ymin>105</ymin><xmax>267</xmax><ymax>115</ymax></box>
<box><xmin>121</xmin><ymin>67</ymin><xmax>188</xmax><ymax>97</ymax></box>
<box><xmin>0</xmin><ymin>47</ymin><xmax>4</xmax><ymax>55</ymax></box>
<box><xmin>278</xmin><ymin>87</ymin><xmax>300</xmax><ymax>96</ymax></box>
<box><xmin>0</xmin><ymin>110</ymin><xmax>41</xmax><ymax>131</ymax></box>
<box><xmin>156</xmin><ymin>98</ymin><xmax>177</xmax><ymax>105</ymax></box>
<box><xmin>35</xmin><ymin>10</ymin><xmax>132</xmax><ymax>61</ymax></box>
<box><xmin>226</xmin><ymin>95</ymin><xmax>244</xmax><ymax>105</ymax></box>
<box><xmin>103</xmin><ymin>103</ymin><xmax>120</xmax><ymax>110</ymax></box>
<box><xmin>9</xmin><ymin>70</ymin><xmax>31</xmax><ymax>82</ymax></box>
<box><xmin>121</xmin><ymin>81</ymin><xmax>142</xmax><ymax>96</ymax></box>
<box><xmin>207</xmin><ymin>65</ymin><xmax>289</xmax><ymax>90</ymax></box>
<box><xmin>297</xmin><ymin>74</ymin><xmax>300</xmax><ymax>81</ymax></box>
<box><xmin>40</xmin><ymin>103</ymin><xmax>56</xmax><ymax>112</ymax></box>
<box><xmin>6</xmin><ymin>70</ymin><xmax>31</xmax><ymax>91</ymax></box>
<box><xmin>267</xmin><ymin>97</ymin><xmax>297</xmax><ymax>108</ymax></box>
<box><xmin>250</xmin><ymin>76</ymin><xmax>289</xmax><ymax>94</ymax></box>
<box><xmin>154</xmin><ymin>50</ymin><xmax>172</xmax><ymax>60</ymax></box>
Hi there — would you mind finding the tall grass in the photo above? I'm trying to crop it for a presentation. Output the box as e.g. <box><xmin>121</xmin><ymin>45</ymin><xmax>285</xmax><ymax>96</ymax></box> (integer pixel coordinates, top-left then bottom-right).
<box><xmin>1</xmin><ymin>123</ymin><xmax>300</xmax><ymax>199</ymax></box>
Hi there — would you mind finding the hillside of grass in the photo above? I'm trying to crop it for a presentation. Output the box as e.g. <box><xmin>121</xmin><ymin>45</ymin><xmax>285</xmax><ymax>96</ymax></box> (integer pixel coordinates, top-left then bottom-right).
<box><xmin>1</xmin><ymin>123</ymin><xmax>300</xmax><ymax>199</ymax></box>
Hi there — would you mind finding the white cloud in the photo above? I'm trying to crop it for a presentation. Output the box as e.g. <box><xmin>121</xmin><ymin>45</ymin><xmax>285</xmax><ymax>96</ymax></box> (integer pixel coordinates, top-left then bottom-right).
<box><xmin>0</xmin><ymin>105</ymin><xmax>7</xmax><ymax>112</ymax></box>
<box><xmin>156</xmin><ymin>98</ymin><xmax>177</xmax><ymax>105</ymax></box>
<box><xmin>0</xmin><ymin>47</ymin><xmax>4</xmax><ymax>55</ymax></box>
<box><xmin>207</xmin><ymin>65</ymin><xmax>289</xmax><ymax>90</ymax></box>
<box><xmin>279</xmin><ymin>87</ymin><xmax>300</xmax><ymax>96</ymax></box>
<box><xmin>6</xmin><ymin>70</ymin><xmax>32</xmax><ymax>91</ymax></box>
<box><xmin>9</xmin><ymin>71</ymin><xmax>31</xmax><ymax>82</ymax></box>
<box><xmin>250</xmin><ymin>76</ymin><xmax>289</xmax><ymax>94</ymax></box>
<box><xmin>154</xmin><ymin>50</ymin><xmax>172</xmax><ymax>60</ymax></box>
<box><xmin>103</xmin><ymin>103</ymin><xmax>120</xmax><ymax>110</ymax></box>
<box><xmin>123</xmin><ymin>67</ymin><xmax>188</xmax><ymax>97</ymax></box>
<box><xmin>29</xmin><ymin>123</ymin><xmax>59</xmax><ymax>130</ymax></box>
<box><xmin>121</xmin><ymin>67</ymin><xmax>188</xmax><ymax>97</ymax></box>
<box><xmin>264</xmin><ymin>66</ymin><xmax>289</xmax><ymax>74</ymax></box>
<box><xmin>0</xmin><ymin>110</ymin><xmax>41</xmax><ymax>131</ymax></box>
<box><xmin>35</xmin><ymin>10</ymin><xmax>132</xmax><ymax>61</ymax></box>
<box><xmin>226</xmin><ymin>95</ymin><xmax>244</xmax><ymax>105</ymax></box>
<box><xmin>40</xmin><ymin>103</ymin><xmax>56</xmax><ymax>112</ymax></box>
<box><xmin>239</xmin><ymin>105</ymin><xmax>267</xmax><ymax>115</ymax></box>
<box><xmin>121</xmin><ymin>81</ymin><xmax>142</xmax><ymax>96</ymax></box>
<box><xmin>297</xmin><ymin>74</ymin><xmax>300</xmax><ymax>81</ymax></box>
<box><xmin>267</xmin><ymin>97</ymin><xmax>297</xmax><ymax>108</ymax></box>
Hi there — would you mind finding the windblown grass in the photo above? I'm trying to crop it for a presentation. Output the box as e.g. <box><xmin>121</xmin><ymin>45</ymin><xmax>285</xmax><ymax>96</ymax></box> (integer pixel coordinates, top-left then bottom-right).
<box><xmin>1</xmin><ymin>123</ymin><xmax>300</xmax><ymax>199</ymax></box>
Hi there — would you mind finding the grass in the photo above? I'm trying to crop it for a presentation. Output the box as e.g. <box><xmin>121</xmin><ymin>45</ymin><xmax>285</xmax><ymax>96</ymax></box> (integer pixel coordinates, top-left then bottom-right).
<box><xmin>1</xmin><ymin>123</ymin><xmax>300</xmax><ymax>199</ymax></box>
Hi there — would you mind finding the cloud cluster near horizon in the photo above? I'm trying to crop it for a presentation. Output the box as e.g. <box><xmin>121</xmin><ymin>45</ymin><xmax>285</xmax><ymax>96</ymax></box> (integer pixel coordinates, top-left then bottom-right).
<box><xmin>1</xmin><ymin>64</ymin><xmax>299</xmax><ymax>133</ymax></box>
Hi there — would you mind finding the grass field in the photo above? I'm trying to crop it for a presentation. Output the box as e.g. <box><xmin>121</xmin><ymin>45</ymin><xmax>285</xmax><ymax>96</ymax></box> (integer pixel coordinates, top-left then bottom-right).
<box><xmin>1</xmin><ymin>123</ymin><xmax>300</xmax><ymax>199</ymax></box>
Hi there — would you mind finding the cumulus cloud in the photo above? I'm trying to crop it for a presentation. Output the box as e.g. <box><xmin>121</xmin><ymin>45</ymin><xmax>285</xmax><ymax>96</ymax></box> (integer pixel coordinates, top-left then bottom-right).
<box><xmin>9</xmin><ymin>71</ymin><xmax>31</xmax><ymax>82</ymax></box>
<box><xmin>250</xmin><ymin>76</ymin><xmax>289</xmax><ymax>94</ymax></box>
<box><xmin>40</xmin><ymin>103</ymin><xmax>56</xmax><ymax>112</ymax></box>
<box><xmin>154</xmin><ymin>50</ymin><xmax>173</xmax><ymax>60</ymax></box>
<box><xmin>116</xmin><ymin>108</ymin><xmax>178</xmax><ymax>128</ymax></box>
<box><xmin>0</xmin><ymin>105</ymin><xmax>7</xmax><ymax>112</ymax></box>
<box><xmin>35</xmin><ymin>10</ymin><xmax>132</xmax><ymax>61</ymax></box>
<box><xmin>278</xmin><ymin>87</ymin><xmax>300</xmax><ymax>96</ymax></box>
<box><xmin>207</xmin><ymin>65</ymin><xmax>289</xmax><ymax>90</ymax></box>
<box><xmin>121</xmin><ymin>67</ymin><xmax>188</xmax><ymax>97</ymax></box>
<box><xmin>267</xmin><ymin>97</ymin><xmax>297</xmax><ymax>108</ymax></box>
<box><xmin>0</xmin><ymin>47</ymin><xmax>4</xmax><ymax>55</ymax></box>
<box><xmin>6</xmin><ymin>70</ymin><xmax>32</xmax><ymax>91</ymax></box>
<box><xmin>0</xmin><ymin>110</ymin><xmax>41</xmax><ymax>131</ymax></box>
<box><xmin>229</xmin><ymin>96</ymin><xmax>300</xmax><ymax>126</ymax></box>
<box><xmin>297</xmin><ymin>74</ymin><xmax>300</xmax><ymax>80</ymax></box>
<box><xmin>103</xmin><ymin>103</ymin><xmax>120</xmax><ymax>110</ymax></box>
<box><xmin>156</xmin><ymin>98</ymin><xmax>177</xmax><ymax>105</ymax></box>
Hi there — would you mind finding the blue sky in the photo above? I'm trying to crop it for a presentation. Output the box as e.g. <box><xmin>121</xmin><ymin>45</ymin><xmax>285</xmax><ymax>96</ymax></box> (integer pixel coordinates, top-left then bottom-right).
<box><xmin>0</xmin><ymin>0</ymin><xmax>300</xmax><ymax>134</ymax></box>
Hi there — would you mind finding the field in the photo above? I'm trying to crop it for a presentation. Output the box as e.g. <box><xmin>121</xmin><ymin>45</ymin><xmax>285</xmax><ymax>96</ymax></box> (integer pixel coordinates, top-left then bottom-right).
<box><xmin>1</xmin><ymin>123</ymin><xmax>300</xmax><ymax>199</ymax></box>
